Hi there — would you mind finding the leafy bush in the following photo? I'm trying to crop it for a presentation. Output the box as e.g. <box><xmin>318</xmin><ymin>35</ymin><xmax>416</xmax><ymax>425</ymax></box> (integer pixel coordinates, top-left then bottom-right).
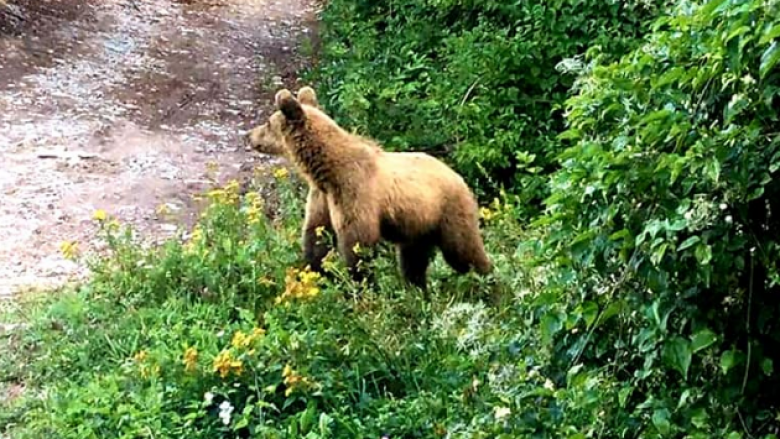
<box><xmin>308</xmin><ymin>0</ymin><xmax>673</xmax><ymax>212</ymax></box>
<box><xmin>537</xmin><ymin>0</ymin><xmax>780</xmax><ymax>436</ymax></box>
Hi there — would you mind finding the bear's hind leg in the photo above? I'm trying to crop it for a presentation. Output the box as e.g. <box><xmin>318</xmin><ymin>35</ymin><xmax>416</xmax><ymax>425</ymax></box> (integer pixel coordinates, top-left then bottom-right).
<box><xmin>439</xmin><ymin>217</ymin><xmax>492</xmax><ymax>275</ymax></box>
<box><xmin>398</xmin><ymin>240</ymin><xmax>436</xmax><ymax>291</ymax></box>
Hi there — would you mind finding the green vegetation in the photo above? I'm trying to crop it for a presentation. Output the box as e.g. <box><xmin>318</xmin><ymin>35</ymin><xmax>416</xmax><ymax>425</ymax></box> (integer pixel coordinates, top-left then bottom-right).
<box><xmin>308</xmin><ymin>0</ymin><xmax>674</xmax><ymax>212</ymax></box>
<box><xmin>3</xmin><ymin>0</ymin><xmax>780</xmax><ymax>437</ymax></box>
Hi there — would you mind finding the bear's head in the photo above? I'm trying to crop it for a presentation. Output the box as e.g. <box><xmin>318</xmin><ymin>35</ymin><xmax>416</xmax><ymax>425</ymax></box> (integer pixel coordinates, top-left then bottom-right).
<box><xmin>244</xmin><ymin>86</ymin><xmax>320</xmax><ymax>157</ymax></box>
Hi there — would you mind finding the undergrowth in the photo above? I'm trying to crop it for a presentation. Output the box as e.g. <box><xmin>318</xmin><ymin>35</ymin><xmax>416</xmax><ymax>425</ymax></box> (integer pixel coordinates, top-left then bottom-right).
<box><xmin>0</xmin><ymin>170</ymin><xmax>550</xmax><ymax>438</ymax></box>
<box><xmin>2</xmin><ymin>0</ymin><xmax>780</xmax><ymax>437</ymax></box>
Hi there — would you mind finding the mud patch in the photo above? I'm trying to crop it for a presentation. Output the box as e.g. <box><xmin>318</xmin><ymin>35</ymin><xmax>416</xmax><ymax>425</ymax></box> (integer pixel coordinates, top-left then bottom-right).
<box><xmin>0</xmin><ymin>0</ymin><xmax>318</xmax><ymax>297</ymax></box>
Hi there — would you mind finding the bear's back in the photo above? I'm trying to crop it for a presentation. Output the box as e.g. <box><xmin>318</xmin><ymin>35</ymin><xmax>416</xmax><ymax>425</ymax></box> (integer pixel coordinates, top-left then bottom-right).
<box><xmin>374</xmin><ymin>151</ymin><xmax>476</xmax><ymax>240</ymax></box>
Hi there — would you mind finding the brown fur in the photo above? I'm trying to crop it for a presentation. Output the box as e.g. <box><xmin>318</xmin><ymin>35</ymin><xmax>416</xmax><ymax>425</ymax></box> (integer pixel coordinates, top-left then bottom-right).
<box><xmin>245</xmin><ymin>86</ymin><xmax>492</xmax><ymax>290</ymax></box>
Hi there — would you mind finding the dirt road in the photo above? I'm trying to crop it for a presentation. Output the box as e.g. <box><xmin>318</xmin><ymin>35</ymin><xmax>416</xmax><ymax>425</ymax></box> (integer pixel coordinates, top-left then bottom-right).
<box><xmin>0</xmin><ymin>0</ymin><xmax>316</xmax><ymax>297</ymax></box>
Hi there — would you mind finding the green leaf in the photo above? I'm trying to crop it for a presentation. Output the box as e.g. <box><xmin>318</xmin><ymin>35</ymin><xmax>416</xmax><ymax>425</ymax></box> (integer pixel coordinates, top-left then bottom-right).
<box><xmin>651</xmin><ymin>242</ymin><xmax>669</xmax><ymax>265</ymax></box>
<box><xmin>300</xmin><ymin>405</ymin><xmax>316</xmax><ymax>433</ymax></box>
<box><xmin>690</xmin><ymin>328</ymin><xmax>718</xmax><ymax>353</ymax></box>
<box><xmin>541</xmin><ymin>312</ymin><xmax>563</xmax><ymax>345</ymax></box>
<box><xmin>618</xmin><ymin>386</ymin><xmax>632</xmax><ymax>408</ymax></box>
<box><xmin>720</xmin><ymin>350</ymin><xmax>737</xmax><ymax>374</ymax></box>
<box><xmin>760</xmin><ymin>41</ymin><xmax>780</xmax><ymax>80</ymax></box>
<box><xmin>580</xmin><ymin>301</ymin><xmax>599</xmax><ymax>328</ymax></box>
<box><xmin>700</xmin><ymin>0</ymin><xmax>729</xmax><ymax>17</ymax></box>
<box><xmin>663</xmin><ymin>336</ymin><xmax>692</xmax><ymax>380</ymax></box>
<box><xmin>609</xmin><ymin>228</ymin><xmax>630</xmax><ymax>241</ymax></box>
<box><xmin>652</xmin><ymin>408</ymin><xmax>672</xmax><ymax>435</ymax></box>
<box><xmin>762</xmin><ymin>358</ymin><xmax>774</xmax><ymax>376</ymax></box>
<box><xmin>704</xmin><ymin>159</ymin><xmax>721</xmax><ymax>183</ymax></box>
<box><xmin>760</xmin><ymin>24</ymin><xmax>780</xmax><ymax>45</ymax></box>
<box><xmin>597</xmin><ymin>301</ymin><xmax>624</xmax><ymax>327</ymax></box>
<box><xmin>678</xmin><ymin>235</ymin><xmax>700</xmax><ymax>252</ymax></box>
<box><xmin>695</xmin><ymin>243</ymin><xmax>713</xmax><ymax>265</ymax></box>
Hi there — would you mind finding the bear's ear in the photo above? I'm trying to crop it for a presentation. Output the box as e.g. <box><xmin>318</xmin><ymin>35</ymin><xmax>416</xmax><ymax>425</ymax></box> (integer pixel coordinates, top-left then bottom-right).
<box><xmin>275</xmin><ymin>89</ymin><xmax>305</xmax><ymax>122</ymax></box>
<box><xmin>297</xmin><ymin>86</ymin><xmax>319</xmax><ymax>108</ymax></box>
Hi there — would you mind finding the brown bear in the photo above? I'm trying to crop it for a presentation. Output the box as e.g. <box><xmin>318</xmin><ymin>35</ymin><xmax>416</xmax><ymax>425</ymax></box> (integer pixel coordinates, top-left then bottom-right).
<box><xmin>245</xmin><ymin>86</ymin><xmax>492</xmax><ymax>290</ymax></box>
<box><xmin>245</xmin><ymin>87</ymin><xmax>383</xmax><ymax>272</ymax></box>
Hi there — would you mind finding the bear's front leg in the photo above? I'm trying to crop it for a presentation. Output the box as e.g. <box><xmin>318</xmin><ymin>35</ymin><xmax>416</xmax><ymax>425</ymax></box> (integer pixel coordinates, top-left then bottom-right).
<box><xmin>335</xmin><ymin>220</ymin><xmax>380</xmax><ymax>285</ymax></box>
<box><xmin>301</xmin><ymin>188</ymin><xmax>333</xmax><ymax>272</ymax></box>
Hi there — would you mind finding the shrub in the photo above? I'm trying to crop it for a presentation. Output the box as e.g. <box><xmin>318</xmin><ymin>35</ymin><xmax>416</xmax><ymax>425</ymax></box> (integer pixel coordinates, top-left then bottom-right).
<box><xmin>308</xmin><ymin>0</ymin><xmax>673</xmax><ymax>212</ymax></box>
<box><xmin>539</xmin><ymin>0</ymin><xmax>780</xmax><ymax>436</ymax></box>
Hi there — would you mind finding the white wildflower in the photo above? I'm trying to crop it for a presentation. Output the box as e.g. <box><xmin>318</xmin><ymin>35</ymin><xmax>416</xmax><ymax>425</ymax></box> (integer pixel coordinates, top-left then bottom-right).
<box><xmin>487</xmin><ymin>364</ymin><xmax>519</xmax><ymax>399</ymax></box>
<box><xmin>725</xmin><ymin>215</ymin><xmax>733</xmax><ymax>224</ymax></box>
<box><xmin>218</xmin><ymin>400</ymin><xmax>234</xmax><ymax>426</ymax></box>
<box><xmin>719</xmin><ymin>203</ymin><xmax>727</xmax><ymax>211</ymax></box>
<box><xmin>204</xmin><ymin>392</ymin><xmax>214</xmax><ymax>405</ymax></box>
<box><xmin>431</xmin><ymin>302</ymin><xmax>491</xmax><ymax>358</ymax></box>
<box><xmin>494</xmin><ymin>406</ymin><xmax>512</xmax><ymax>420</ymax></box>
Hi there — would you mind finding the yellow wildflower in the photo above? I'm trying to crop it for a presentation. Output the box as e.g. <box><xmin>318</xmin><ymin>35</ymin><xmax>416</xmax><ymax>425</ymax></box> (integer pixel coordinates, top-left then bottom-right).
<box><xmin>321</xmin><ymin>250</ymin><xmax>338</xmax><ymax>273</ymax></box>
<box><xmin>479</xmin><ymin>207</ymin><xmax>494</xmax><ymax>221</ymax></box>
<box><xmin>273</xmin><ymin>167</ymin><xmax>289</xmax><ymax>180</ymax></box>
<box><xmin>246</xmin><ymin>192</ymin><xmax>265</xmax><ymax>225</ymax></box>
<box><xmin>133</xmin><ymin>350</ymin><xmax>148</xmax><ymax>363</ymax></box>
<box><xmin>282</xmin><ymin>363</ymin><xmax>311</xmax><ymax>397</ymax></box>
<box><xmin>352</xmin><ymin>242</ymin><xmax>362</xmax><ymax>254</ymax></box>
<box><xmin>315</xmin><ymin>226</ymin><xmax>325</xmax><ymax>238</ymax></box>
<box><xmin>276</xmin><ymin>266</ymin><xmax>322</xmax><ymax>304</ymax></box>
<box><xmin>246</xmin><ymin>206</ymin><xmax>262</xmax><ymax>225</ymax></box>
<box><xmin>183</xmin><ymin>347</ymin><xmax>198</xmax><ymax>373</ymax></box>
<box><xmin>59</xmin><ymin>241</ymin><xmax>80</xmax><ymax>260</ymax></box>
<box><xmin>231</xmin><ymin>331</ymin><xmax>249</xmax><ymax>349</ymax></box>
<box><xmin>213</xmin><ymin>349</ymin><xmax>244</xmax><ymax>378</ymax></box>
<box><xmin>92</xmin><ymin>209</ymin><xmax>107</xmax><ymax>221</ymax></box>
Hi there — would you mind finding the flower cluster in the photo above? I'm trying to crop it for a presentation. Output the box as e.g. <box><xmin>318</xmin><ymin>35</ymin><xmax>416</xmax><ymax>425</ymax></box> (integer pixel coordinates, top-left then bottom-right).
<box><xmin>212</xmin><ymin>349</ymin><xmax>244</xmax><ymax>379</ymax></box>
<box><xmin>211</xmin><ymin>327</ymin><xmax>265</xmax><ymax>379</ymax></box>
<box><xmin>275</xmin><ymin>266</ymin><xmax>322</xmax><ymax>304</ymax></box>
<box><xmin>60</xmin><ymin>241</ymin><xmax>80</xmax><ymax>260</ymax></box>
<box><xmin>205</xmin><ymin>179</ymin><xmax>240</xmax><ymax>206</ymax></box>
<box><xmin>243</xmin><ymin>192</ymin><xmax>265</xmax><ymax>225</ymax></box>
<box><xmin>282</xmin><ymin>364</ymin><xmax>313</xmax><ymax>397</ymax></box>
<box><xmin>273</xmin><ymin>167</ymin><xmax>289</xmax><ymax>180</ymax></box>
<box><xmin>479</xmin><ymin>196</ymin><xmax>506</xmax><ymax>222</ymax></box>
<box><xmin>132</xmin><ymin>350</ymin><xmax>160</xmax><ymax>379</ymax></box>
<box><xmin>183</xmin><ymin>347</ymin><xmax>198</xmax><ymax>373</ymax></box>
<box><xmin>231</xmin><ymin>327</ymin><xmax>266</xmax><ymax>352</ymax></box>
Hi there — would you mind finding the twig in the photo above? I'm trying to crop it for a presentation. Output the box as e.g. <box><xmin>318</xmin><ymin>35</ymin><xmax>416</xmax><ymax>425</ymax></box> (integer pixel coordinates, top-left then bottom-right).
<box><xmin>741</xmin><ymin>249</ymin><xmax>754</xmax><ymax>395</ymax></box>
<box><xmin>459</xmin><ymin>78</ymin><xmax>481</xmax><ymax>107</ymax></box>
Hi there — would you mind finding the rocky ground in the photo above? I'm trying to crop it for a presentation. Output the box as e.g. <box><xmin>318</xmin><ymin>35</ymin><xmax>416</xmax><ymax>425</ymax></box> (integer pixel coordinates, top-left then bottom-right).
<box><xmin>0</xmin><ymin>0</ymin><xmax>317</xmax><ymax>299</ymax></box>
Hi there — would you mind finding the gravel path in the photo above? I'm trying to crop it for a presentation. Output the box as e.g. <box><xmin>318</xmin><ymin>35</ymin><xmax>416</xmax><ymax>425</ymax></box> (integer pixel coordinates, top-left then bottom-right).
<box><xmin>0</xmin><ymin>0</ymin><xmax>317</xmax><ymax>297</ymax></box>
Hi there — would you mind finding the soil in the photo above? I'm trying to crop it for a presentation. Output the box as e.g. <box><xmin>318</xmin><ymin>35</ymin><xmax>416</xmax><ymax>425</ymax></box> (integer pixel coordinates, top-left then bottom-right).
<box><xmin>0</xmin><ymin>0</ymin><xmax>318</xmax><ymax>297</ymax></box>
